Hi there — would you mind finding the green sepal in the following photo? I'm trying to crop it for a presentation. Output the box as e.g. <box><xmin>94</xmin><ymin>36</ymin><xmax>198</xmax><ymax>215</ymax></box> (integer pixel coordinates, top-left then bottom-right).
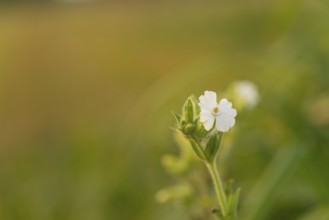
<box><xmin>183</xmin><ymin>98</ymin><xmax>194</xmax><ymax>123</ymax></box>
<box><xmin>172</xmin><ymin>111</ymin><xmax>181</xmax><ymax>126</ymax></box>
<box><xmin>188</xmin><ymin>137</ymin><xmax>208</xmax><ymax>161</ymax></box>
<box><xmin>195</xmin><ymin>120</ymin><xmax>209</xmax><ymax>138</ymax></box>
<box><xmin>205</xmin><ymin>132</ymin><xmax>223</xmax><ymax>163</ymax></box>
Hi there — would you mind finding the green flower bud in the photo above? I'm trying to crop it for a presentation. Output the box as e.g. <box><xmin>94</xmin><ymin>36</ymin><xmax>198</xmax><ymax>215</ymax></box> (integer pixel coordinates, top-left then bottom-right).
<box><xmin>182</xmin><ymin>123</ymin><xmax>195</xmax><ymax>135</ymax></box>
<box><xmin>189</xmin><ymin>95</ymin><xmax>200</xmax><ymax>117</ymax></box>
<box><xmin>183</xmin><ymin>97</ymin><xmax>194</xmax><ymax>123</ymax></box>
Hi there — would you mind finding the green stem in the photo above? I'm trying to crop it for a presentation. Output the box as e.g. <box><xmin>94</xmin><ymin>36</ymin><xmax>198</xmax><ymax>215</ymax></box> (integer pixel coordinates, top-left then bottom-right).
<box><xmin>206</xmin><ymin>161</ymin><xmax>228</xmax><ymax>219</ymax></box>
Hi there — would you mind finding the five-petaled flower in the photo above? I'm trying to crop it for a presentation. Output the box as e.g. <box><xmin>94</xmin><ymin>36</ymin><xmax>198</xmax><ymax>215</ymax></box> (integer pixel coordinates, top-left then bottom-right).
<box><xmin>199</xmin><ymin>91</ymin><xmax>237</xmax><ymax>132</ymax></box>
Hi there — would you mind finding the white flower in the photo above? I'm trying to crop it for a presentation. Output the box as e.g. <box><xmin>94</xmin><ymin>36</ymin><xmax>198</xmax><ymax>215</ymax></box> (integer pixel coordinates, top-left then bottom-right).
<box><xmin>235</xmin><ymin>81</ymin><xmax>259</xmax><ymax>109</ymax></box>
<box><xmin>198</xmin><ymin>91</ymin><xmax>237</xmax><ymax>132</ymax></box>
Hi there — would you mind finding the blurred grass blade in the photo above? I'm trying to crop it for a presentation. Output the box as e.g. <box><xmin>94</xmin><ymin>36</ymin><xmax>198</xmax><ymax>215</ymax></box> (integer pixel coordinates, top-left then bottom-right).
<box><xmin>241</xmin><ymin>145</ymin><xmax>306</xmax><ymax>220</ymax></box>
<box><xmin>298</xmin><ymin>206</ymin><xmax>329</xmax><ymax>220</ymax></box>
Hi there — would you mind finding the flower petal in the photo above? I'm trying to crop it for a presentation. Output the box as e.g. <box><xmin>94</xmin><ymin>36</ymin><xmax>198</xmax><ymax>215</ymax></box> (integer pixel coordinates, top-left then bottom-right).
<box><xmin>200</xmin><ymin>112</ymin><xmax>212</xmax><ymax>122</ymax></box>
<box><xmin>218</xmin><ymin>98</ymin><xmax>232</xmax><ymax>110</ymax></box>
<box><xmin>203</xmin><ymin>117</ymin><xmax>215</xmax><ymax>131</ymax></box>
<box><xmin>198</xmin><ymin>102</ymin><xmax>211</xmax><ymax>112</ymax></box>
<box><xmin>199</xmin><ymin>91</ymin><xmax>218</xmax><ymax>111</ymax></box>
<box><xmin>216</xmin><ymin>114</ymin><xmax>235</xmax><ymax>132</ymax></box>
<box><xmin>204</xmin><ymin>91</ymin><xmax>217</xmax><ymax>108</ymax></box>
<box><xmin>225</xmin><ymin>108</ymin><xmax>237</xmax><ymax>117</ymax></box>
<box><xmin>218</xmin><ymin>98</ymin><xmax>237</xmax><ymax>117</ymax></box>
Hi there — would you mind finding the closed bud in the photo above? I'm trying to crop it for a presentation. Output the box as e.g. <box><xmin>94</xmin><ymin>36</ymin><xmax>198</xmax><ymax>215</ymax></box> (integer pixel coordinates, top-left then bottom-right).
<box><xmin>182</xmin><ymin>123</ymin><xmax>195</xmax><ymax>135</ymax></box>
<box><xmin>183</xmin><ymin>98</ymin><xmax>194</xmax><ymax>123</ymax></box>
<box><xmin>189</xmin><ymin>95</ymin><xmax>200</xmax><ymax>117</ymax></box>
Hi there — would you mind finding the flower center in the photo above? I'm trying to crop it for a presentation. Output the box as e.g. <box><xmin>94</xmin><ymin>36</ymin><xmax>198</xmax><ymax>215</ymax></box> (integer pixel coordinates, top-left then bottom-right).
<box><xmin>212</xmin><ymin>107</ymin><xmax>220</xmax><ymax>115</ymax></box>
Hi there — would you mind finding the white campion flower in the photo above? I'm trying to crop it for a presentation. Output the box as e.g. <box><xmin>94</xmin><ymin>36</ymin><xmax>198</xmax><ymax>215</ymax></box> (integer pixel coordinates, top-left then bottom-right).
<box><xmin>235</xmin><ymin>81</ymin><xmax>259</xmax><ymax>109</ymax></box>
<box><xmin>199</xmin><ymin>91</ymin><xmax>237</xmax><ymax>132</ymax></box>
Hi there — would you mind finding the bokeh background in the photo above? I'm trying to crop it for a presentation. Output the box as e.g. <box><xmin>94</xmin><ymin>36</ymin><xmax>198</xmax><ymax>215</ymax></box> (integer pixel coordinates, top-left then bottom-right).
<box><xmin>0</xmin><ymin>0</ymin><xmax>329</xmax><ymax>219</ymax></box>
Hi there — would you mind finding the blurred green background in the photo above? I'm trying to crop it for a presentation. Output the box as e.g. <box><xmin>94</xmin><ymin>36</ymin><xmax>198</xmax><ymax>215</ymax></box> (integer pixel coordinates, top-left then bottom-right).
<box><xmin>0</xmin><ymin>1</ymin><xmax>329</xmax><ymax>219</ymax></box>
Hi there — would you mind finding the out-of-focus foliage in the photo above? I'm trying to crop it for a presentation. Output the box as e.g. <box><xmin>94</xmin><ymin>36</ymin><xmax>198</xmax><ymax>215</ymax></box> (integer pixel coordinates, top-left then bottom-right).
<box><xmin>0</xmin><ymin>1</ymin><xmax>329</xmax><ymax>220</ymax></box>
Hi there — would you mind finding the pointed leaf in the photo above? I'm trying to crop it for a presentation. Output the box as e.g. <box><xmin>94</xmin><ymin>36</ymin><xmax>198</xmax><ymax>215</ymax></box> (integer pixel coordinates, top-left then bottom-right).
<box><xmin>228</xmin><ymin>188</ymin><xmax>241</xmax><ymax>219</ymax></box>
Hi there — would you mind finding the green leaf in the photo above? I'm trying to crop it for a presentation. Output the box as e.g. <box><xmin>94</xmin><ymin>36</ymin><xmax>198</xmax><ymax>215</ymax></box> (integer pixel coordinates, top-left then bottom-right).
<box><xmin>205</xmin><ymin>132</ymin><xmax>223</xmax><ymax>163</ymax></box>
<box><xmin>228</xmin><ymin>188</ymin><xmax>241</xmax><ymax>219</ymax></box>
<box><xmin>188</xmin><ymin>137</ymin><xmax>208</xmax><ymax>161</ymax></box>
